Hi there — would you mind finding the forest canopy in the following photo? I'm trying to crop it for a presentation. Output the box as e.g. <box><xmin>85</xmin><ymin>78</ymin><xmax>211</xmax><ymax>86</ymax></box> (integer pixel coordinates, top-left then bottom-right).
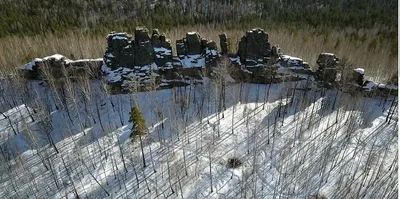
<box><xmin>0</xmin><ymin>0</ymin><xmax>397</xmax><ymax>37</ymax></box>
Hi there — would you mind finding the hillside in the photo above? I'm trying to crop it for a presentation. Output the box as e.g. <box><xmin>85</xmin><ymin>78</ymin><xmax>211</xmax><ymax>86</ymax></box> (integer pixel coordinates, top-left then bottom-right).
<box><xmin>0</xmin><ymin>73</ymin><xmax>398</xmax><ymax>198</ymax></box>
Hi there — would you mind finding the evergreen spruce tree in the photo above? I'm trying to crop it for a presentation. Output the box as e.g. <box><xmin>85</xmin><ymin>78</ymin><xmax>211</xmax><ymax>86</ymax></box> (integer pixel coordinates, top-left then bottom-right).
<box><xmin>129</xmin><ymin>106</ymin><xmax>147</xmax><ymax>168</ymax></box>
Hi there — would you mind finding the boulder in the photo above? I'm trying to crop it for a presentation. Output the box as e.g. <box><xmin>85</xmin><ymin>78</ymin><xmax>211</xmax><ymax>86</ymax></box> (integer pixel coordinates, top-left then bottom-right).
<box><xmin>316</xmin><ymin>53</ymin><xmax>339</xmax><ymax>69</ymax></box>
<box><xmin>352</xmin><ymin>68</ymin><xmax>365</xmax><ymax>86</ymax></box>
<box><xmin>280</xmin><ymin>55</ymin><xmax>310</xmax><ymax>71</ymax></box>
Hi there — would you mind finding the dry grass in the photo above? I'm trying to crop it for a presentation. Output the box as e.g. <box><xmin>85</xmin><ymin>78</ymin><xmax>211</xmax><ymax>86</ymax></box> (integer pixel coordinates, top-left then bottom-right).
<box><xmin>0</xmin><ymin>25</ymin><xmax>396</xmax><ymax>82</ymax></box>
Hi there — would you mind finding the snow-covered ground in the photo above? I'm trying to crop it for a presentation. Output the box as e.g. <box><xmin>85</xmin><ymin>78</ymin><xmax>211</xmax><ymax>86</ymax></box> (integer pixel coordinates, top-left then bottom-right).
<box><xmin>0</xmin><ymin>78</ymin><xmax>397</xmax><ymax>198</ymax></box>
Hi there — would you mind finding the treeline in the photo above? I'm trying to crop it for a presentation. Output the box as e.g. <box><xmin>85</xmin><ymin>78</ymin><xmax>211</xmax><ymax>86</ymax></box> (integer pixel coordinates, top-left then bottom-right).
<box><xmin>0</xmin><ymin>0</ymin><xmax>397</xmax><ymax>37</ymax></box>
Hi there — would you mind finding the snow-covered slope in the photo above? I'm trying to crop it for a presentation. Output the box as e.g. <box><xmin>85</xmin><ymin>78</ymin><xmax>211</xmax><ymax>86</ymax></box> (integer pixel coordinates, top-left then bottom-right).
<box><xmin>0</xmin><ymin>79</ymin><xmax>397</xmax><ymax>198</ymax></box>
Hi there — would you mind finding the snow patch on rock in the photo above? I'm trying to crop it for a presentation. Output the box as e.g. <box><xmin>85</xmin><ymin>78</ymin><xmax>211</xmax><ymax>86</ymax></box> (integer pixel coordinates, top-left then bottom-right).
<box><xmin>354</xmin><ymin>68</ymin><xmax>365</xmax><ymax>75</ymax></box>
<box><xmin>179</xmin><ymin>54</ymin><xmax>205</xmax><ymax>68</ymax></box>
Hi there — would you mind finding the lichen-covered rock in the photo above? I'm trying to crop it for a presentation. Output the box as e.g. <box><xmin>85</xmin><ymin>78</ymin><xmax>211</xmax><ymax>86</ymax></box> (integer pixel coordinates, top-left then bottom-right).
<box><xmin>219</xmin><ymin>33</ymin><xmax>228</xmax><ymax>54</ymax></box>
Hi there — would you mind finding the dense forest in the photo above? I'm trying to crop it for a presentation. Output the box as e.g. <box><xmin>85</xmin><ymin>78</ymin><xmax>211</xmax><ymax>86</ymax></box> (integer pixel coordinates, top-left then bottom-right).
<box><xmin>0</xmin><ymin>0</ymin><xmax>397</xmax><ymax>37</ymax></box>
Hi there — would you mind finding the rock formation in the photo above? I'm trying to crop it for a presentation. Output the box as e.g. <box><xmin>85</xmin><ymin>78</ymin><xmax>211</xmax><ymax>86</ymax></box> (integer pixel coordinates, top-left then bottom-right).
<box><xmin>104</xmin><ymin>28</ymin><xmax>173</xmax><ymax>70</ymax></box>
<box><xmin>104</xmin><ymin>32</ymin><xmax>134</xmax><ymax>69</ymax></box>
<box><xmin>219</xmin><ymin>33</ymin><xmax>228</xmax><ymax>55</ymax></box>
<box><xmin>186</xmin><ymin>32</ymin><xmax>202</xmax><ymax>55</ymax></box>
<box><xmin>16</xmin><ymin>27</ymin><xmax>397</xmax><ymax>97</ymax></box>
<box><xmin>151</xmin><ymin>29</ymin><xmax>173</xmax><ymax>68</ymax></box>
<box><xmin>237</xmin><ymin>28</ymin><xmax>278</xmax><ymax>66</ymax></box>
<box><xmin>175</xmin><ymin>31</ymin><xmax>218</xmax><ymax>67</ymax></box>
<box><xmin>134</xmin><ymin>27</ymin><xmax>154</xmax><ymax>66</ymax></box>
<box><xmin>352</xmin><ymin>68</ymin><xmax>365</xmax><ymax>86</ymax></box>
<box><xmin>315</xmin><ymin>53</ymin><xmax>340</xmax><ymax>83</ymax></box>
<box><xmin>19</xmin><ymin>54</ymin><xmax>102</xmax><ymax>79</ymax></box>
<box><xmin>348</xmin><ymin>67</ymin><xmax>397</xmax><ymax>96</ymax></box>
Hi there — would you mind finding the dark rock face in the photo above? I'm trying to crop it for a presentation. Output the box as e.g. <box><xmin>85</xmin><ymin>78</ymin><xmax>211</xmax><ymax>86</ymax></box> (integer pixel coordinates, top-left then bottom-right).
<box><xmin>315</xmin><ymin>53</ymin><xmax>340</xmax><ymax>83</ymax></box>
<box><xmin>134</xmin><ymin>27</ymin><xmax>154</xmax><ymax>66</ymax></box>
<box><xmin>271</xmin><ymin>45</ymin><xmax>281</xmax><ymax>63</ymax></box>
<box><xmin>219</xmin><ymin>33</ymin><xmax>228</xmax><ymax>55</ymax></box>
<box><xmin>135</xmin><ymin>27</ymin><xmax>151</xmax><ymax>43</ymax></box>
<box><xmin>352</xmin><ymin>68</ymin><xmax>365</xmax><ymax>86</ymax></box>
<box><xmin>104</xmin><ymin>28</ymin><xmax>173</xmax><ymax>69</ymax></box>
<box><xmin>237</xmin><ymin>28</ymin><xmax>275</xmax><ymax>66</ymax></box>
<box><xmin>176</xmin><ymin>31</ymin><xmax>219</xmax><ymax>67</ymax></box>
<box><xmin>104</xmin><ymin>32</ymin><xmax>134</xmax><ymax>69</ymax></box>
<box><xmin>186</xmin><ymin>32</ymin><xmax>202</xmax><ymax>55</ymax></box>
<box><xmin>176</xmin><ymin>39</ymin><xmax>187</xmax><ymax>58</ymax></box>
<box><xmin>238</xmin><ymin>36</ymin><xmax>247</xmax><ymax>64</ymax></box>
<box><xmin>204</xmin><ymin>40</ymin><xmax>218</xmax><ymax>64</ymax></box>
<box><xmin>151</xmin><ymin>30</ymin><xmax>173</xmax><ymax>68</ymax></box>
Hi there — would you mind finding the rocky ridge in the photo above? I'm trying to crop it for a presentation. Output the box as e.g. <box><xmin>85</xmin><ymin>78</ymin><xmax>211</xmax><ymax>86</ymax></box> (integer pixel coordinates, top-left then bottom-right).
<box><xmin>18</xmin><ymin>27</ymin><xmax>397</xmax><ymax>96</ymax></box>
